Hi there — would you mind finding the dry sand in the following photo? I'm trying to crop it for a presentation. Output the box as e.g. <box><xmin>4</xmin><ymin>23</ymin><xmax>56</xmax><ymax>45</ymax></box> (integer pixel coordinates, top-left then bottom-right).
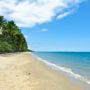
<box><xmin>0</xmin><ymin>52</ymin><xmax>82</xmax><ymax>90</ymax></box>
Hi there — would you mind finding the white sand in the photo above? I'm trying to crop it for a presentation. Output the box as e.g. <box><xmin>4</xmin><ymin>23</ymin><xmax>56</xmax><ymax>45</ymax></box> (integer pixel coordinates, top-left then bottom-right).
<box><xmin>0</xmin><ymin>52</ymin><xmax>82</xmax><ymax>90</ymax></box>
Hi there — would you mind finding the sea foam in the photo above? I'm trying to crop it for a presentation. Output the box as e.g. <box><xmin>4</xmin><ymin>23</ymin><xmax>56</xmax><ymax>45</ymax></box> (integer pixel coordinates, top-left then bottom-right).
<box><xmin>31</xmin><ymin>53</ymin><xmax>90</xmax><ymax>85</ymax></box>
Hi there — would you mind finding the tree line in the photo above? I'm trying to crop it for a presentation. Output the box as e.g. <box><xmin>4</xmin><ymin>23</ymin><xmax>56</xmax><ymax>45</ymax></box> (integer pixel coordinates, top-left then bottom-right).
<box><xmin>0</xmin><ymin>16</ymin><xmax>28</xmax><ymax>53</ymax></box>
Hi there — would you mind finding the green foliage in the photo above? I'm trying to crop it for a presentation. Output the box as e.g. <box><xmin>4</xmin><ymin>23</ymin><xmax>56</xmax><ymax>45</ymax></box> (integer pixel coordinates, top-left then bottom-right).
<box><xmin>0</xmin><ymin>41</ymin><xmax>13</xmax><ymax>53</ymax></box>
<box><xmin>0</xmin><ymin>16</ymin><xmax>28</xmax><ymax>53</ymax></box>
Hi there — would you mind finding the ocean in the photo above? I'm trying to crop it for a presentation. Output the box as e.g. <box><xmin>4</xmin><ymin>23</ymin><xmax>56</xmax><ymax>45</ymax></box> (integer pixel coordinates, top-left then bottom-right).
<box><xmin>33</xmin><ymin>52</ymin><xmax>90</xmax><ymax>89</ymax></box>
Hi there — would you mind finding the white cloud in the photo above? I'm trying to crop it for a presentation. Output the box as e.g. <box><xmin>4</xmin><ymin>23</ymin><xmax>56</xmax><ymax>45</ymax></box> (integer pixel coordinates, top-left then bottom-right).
<box><xmin>41</xmin><ymin>29</ymin><xmax>48</xmax><ymax>32</ymax></box>
<box><xmin>56</xmin><ymin>9</ymin><xmax>75</xmax><ymax>19</ymax></box>
<box><xmin>0</xmin><ymin>0</ymin><xmax>84</xmax><ymax>27</ymax></box>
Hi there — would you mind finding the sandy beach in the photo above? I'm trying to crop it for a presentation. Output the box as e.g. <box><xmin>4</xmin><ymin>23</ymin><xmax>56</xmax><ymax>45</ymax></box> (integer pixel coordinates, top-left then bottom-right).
<box><xmin>0</xmin><ymin>52</ymin><xmax>82</xmax><ymax>90</ymax></box>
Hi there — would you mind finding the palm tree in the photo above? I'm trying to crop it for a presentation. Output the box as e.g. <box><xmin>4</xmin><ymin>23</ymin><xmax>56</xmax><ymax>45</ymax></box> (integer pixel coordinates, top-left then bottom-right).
<box><xmin>0</xmin><ymin>16</ymin><xmax>7</xmax><ymax>35</ymax></box>
<box><xmin>0</xmin><ymin>16</ymin><xmax>4</xmax><ymax>34</ymax></box>
<box><xmin>0</xmin><ymin>16</ymin><xmax>28</xmax><ymax>53</ymax></box>
<box><xmin>0</xmin><ymin>16</ymin><xmax>4</xmax><ymax>27</ymax></box>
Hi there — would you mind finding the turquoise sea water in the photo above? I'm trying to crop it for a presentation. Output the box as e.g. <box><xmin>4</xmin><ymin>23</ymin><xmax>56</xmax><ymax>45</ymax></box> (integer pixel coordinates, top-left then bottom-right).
<box><xmin>33</xmin><ymin>52</ymin><xmax>90</xmax><ymax>87</ymax></box>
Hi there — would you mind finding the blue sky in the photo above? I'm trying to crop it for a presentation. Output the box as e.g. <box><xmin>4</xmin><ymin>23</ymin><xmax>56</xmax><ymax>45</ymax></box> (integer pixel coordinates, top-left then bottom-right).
<box><xmin>0</xmin><ymin>0</ymin><xmax>90</xmax><ymax>51</ymax></box>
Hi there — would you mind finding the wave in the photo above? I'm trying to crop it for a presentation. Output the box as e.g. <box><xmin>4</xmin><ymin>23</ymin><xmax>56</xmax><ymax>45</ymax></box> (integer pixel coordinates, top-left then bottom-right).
<box><xmin>31</xmin><ymin>53</ymin><xmax>90</xmax><ymax>85</ymax></box>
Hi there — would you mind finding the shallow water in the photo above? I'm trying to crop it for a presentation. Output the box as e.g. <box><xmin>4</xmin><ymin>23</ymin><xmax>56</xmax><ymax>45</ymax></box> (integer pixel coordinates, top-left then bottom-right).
<box><xmin>33</xmin><ymin>52</ymin><xmax>90</xmax><ymax>88</ymax></box>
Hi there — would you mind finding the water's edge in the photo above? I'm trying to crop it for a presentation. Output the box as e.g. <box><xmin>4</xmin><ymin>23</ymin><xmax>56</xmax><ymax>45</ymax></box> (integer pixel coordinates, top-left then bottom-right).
<box><xmin>30</xmin><ymin>53</ymin><xmax>90</xmax><ymax>90</ymax></box>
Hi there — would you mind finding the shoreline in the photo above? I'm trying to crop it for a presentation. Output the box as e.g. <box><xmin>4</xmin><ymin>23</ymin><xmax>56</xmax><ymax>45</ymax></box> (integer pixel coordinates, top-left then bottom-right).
<box><xmin>0</xmin><ymin>52</ymin><xmax>82</xmax><ymax>90</ymax></box>
<box><xmin>31</xmin><ymin>53</ymin><xmax>90</xmax><ymax>89</ymax></box>
<box><xmin>30</xmin><ymin>53</ymin><xmax>90</xmax><ymax>88</ymax></box>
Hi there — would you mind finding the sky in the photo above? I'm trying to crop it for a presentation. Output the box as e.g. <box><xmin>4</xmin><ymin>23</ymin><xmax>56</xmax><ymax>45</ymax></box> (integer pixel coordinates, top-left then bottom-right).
<box><xmin>0</xmin><ymin>0</ymin><xmax>90</xmax><ymax>51</ymax></box>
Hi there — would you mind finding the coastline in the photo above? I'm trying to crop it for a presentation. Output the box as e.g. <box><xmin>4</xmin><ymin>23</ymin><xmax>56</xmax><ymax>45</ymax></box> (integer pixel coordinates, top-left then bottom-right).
<box><xmin>31</xmin><ymin>52</ymin><xmax>90</xmax><ymax>89</ymax></box>
<box><xmin>0</xmin><ymin>52</ymin><xmax>82</xmax><ymax>90</ymax></box>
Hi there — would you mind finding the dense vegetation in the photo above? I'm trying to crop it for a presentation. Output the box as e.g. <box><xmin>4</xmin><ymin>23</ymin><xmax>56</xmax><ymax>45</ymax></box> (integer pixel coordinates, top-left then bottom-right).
<box><xmin>0</xmin><ymin>16</ymin><xmax>28</xmax><ymax>53</ymax></box>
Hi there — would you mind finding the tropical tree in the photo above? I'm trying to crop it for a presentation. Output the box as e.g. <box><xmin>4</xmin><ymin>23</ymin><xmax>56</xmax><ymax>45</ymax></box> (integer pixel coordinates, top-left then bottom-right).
<box><xmin>0</xmin><ymin>16</ymin><xmax>28</xmax><ymax>53</ymax></box>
